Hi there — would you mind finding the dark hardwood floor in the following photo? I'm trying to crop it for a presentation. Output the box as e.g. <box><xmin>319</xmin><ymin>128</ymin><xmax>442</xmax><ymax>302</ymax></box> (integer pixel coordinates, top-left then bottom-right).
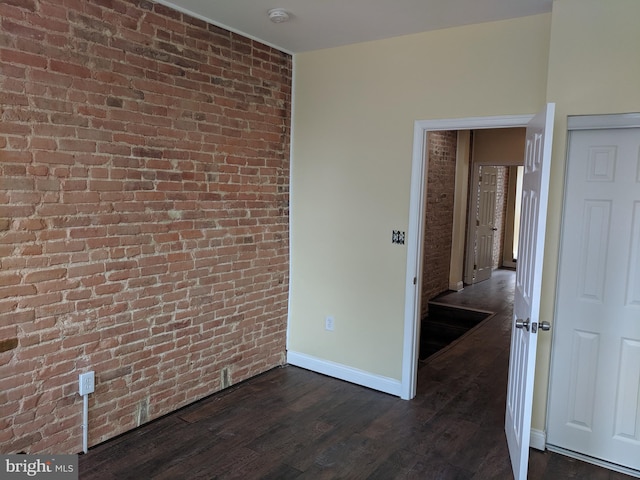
<box><xmin>79</xmin><ymin>270</ymin><xmax>634</xmax><ymax>479</ymax></box>
<box><xmin>419</xmin><ymin>302</ymin><xmax>492</xmax><ymax>360</ymax></box>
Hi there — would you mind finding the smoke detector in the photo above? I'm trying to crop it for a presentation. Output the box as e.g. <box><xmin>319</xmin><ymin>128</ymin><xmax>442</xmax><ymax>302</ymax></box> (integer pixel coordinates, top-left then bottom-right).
<box><xmin>268</xmin><ymin>8</ymin><xmax>290</xmax><ymax>23</ymax></box>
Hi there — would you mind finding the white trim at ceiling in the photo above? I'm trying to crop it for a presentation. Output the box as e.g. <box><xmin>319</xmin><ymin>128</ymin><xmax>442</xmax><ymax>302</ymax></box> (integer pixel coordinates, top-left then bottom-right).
<box><xmin>567</xmin><ymin>113</ymin><xmax>640</xmax><ymax>130</ymax></box>
<box><xmin>153</xmin><ymin>0</ymin><xmax>294</xmax><ymax>55</ymax></box>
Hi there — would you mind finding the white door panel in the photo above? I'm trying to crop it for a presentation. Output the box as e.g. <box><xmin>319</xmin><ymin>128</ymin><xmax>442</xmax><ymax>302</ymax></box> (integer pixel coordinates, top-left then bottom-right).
<box><xmin>548</xmin><ymin>127</ymin><xmax>640</xmax><ymax>474</ymax></box>
<box><xmin>476</xmin><ymin>166</ymin><xmax>498</xmax><ymax>283</ymax></box>
<box><xmin>505</xmin><ymin>103</ymin><xmax>555</xmax><ymax>480</ymax></box>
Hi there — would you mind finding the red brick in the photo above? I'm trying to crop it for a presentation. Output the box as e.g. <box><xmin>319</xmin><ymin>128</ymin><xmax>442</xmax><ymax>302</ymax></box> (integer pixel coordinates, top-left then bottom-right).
<box><xmin>1</xmin><ymin>0</ymin><xmax>291</xmax><ymax>456</ymax></box>
<box><xmin>421</xmin><ymin>132</ymin><xmax>457</xmax><ymax>316</ymax></box>
<box><xmin>49</xmin><ymin>59</ymin><xmax>91</xmax><ymax>78</ymax></box>
<box><xmin>23</xmin><ymin>268</ymin><xmax>66</xmax><ymax>283</ymax></box>
<box><xmin>1</xmin><ymin>18</ymin><xmax>45</xmax><ymax>39</ymax></box>
<box><xmin>0</xmin><ymin>48</ymin><xmax>47</xmax><ymax>69</ymax></box>
<box><xmin>33</xmin><ymin>151</ymin><xmax>74</xmax><ymax>165</ymax></box>
<box><xmin>18</xmin><ymin>292</ymin><xmax>63</xmax><ymax>308</ymax></box>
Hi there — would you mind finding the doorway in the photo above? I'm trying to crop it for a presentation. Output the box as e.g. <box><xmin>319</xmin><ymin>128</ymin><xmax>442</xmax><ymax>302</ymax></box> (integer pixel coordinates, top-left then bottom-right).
<box><xmin>419</xmin><ymin>130</ymin><xmax>524</xmax><ymax>308</ymax></box>
<box><xmin>472</xmin><ymin>165</ymin><xmax>500</xmax><ymax>284</ymax></box>
<box><xmin>464</xmin><ymin>163</ymin><xmax>519</xmax><ymax>286</ymax></box>
<box><xmin>418</xmin><ymin>131</ymin><xmax>522</xmax><ymax>360</ymax></box>
<box><xmin>404</xmin><ymin>108</ymin><xmax>557</xmax><ymax>480</ymax></box>
<box><xmin>401</xmin><ymin>114</ymin><xmax>534</xmax><ymax>401</ymax></box>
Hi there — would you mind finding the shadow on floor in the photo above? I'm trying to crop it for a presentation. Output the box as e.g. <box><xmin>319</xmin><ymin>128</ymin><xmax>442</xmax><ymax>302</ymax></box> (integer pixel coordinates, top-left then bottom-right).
<box><xmin>419</xmin><ymin>301</ymin><xmax>493</xmax><ymax>360</ymax></box>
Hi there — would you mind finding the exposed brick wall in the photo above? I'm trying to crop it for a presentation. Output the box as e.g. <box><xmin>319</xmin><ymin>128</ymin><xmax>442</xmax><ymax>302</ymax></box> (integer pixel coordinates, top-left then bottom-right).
<box><xmin>0</xmin><ymin>0</ymin><xmax>291</xmax><ymax>454</ymax></box>
<box><xmin>421</xmin><ymin>131</ymin><xmax>457</xmax><ymax>317</ymax></box>
<box><xmin>492</xmin><ymin>166</ymin><xmax>509</xmax><ymax>269</ymax></box>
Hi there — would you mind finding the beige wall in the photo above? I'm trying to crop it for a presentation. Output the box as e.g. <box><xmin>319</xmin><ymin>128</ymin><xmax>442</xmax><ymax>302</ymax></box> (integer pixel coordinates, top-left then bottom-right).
<box><xmin>290</xmin><ymin>0</ymin><xmax>640</xmax><ymax>437</ymax></box>
<box><xmin>473</xmin><ymin>128</ymin><xmax>526</xmax><ymax>165</ymax></box>
<box><xmin>289</xmin><ymin>14</ymin><xmax>551</xmax><ymax>380</ymax></box>
<box><xmin>533</xmin><ymin>0</ymin><xmax>640</xmax><ymax>431</ymax></box>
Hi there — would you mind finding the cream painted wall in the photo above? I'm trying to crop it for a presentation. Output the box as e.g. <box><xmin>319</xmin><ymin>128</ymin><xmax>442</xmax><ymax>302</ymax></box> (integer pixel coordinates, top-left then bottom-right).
<box><xmin>288</xmin><ymin>14</ymin><xmax>551</xmax><ymax>380</ymax></box>
<box><xmin>289</xmin><ymin>0</ymin><xmax>640</xmax><ymax>453</ymax></box>
<box><xmin>532</xmin><ymin>0</ymin><xmax>640</xmax><ymax>432</ymax></box>
<box><xmin>473</xmin><ymin>128</ymin><xmax>526</xmax><ymax>166</ymax></box>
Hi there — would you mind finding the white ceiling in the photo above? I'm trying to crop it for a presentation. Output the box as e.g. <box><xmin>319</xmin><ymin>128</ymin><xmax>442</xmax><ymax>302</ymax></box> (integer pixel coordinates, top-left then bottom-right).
<box><xmin>157</xmin><ymin>0</ymin><xmax>553</xmax><ymax>54</ymax></box>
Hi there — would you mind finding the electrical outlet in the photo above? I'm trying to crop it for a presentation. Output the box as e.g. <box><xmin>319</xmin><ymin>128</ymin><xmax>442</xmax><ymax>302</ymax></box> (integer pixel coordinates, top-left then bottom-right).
<box><xmin>325</xmin><ymin>316</ymin><xmax>335</xmax><ymax>331</ymax></box>
<box><xmin>79</xmin><ymin>371</ymin><xmax>95</xmax><ymax>396</ymax></box>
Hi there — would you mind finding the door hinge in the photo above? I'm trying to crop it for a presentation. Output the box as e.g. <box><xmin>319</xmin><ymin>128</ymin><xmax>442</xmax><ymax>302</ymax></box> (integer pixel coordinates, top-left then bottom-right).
<box><xmin>413</xmin><ymin>277</ymin><xmax>417</xmax><ymax>285</ymax></box>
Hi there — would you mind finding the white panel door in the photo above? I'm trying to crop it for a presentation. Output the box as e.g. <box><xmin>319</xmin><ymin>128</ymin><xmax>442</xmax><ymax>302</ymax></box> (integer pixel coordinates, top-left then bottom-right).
<box><xmin>505</xmin><ymin>103</ymin><xmax>555</xmax><ymax>480</ymax></box>
<box><xmin>475</xmin><ymin>166</ymin><xmax>498</xmax><ymax>283</ymax></box>
<box><xmin>547</xmin><ymin>127</ymin><xmax>640</xmax><ymax>474</ymax></box>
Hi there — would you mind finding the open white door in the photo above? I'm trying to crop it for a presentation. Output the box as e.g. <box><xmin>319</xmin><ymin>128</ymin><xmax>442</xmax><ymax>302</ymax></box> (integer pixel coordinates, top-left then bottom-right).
<box><xmin>505</xmin><ymin>103</ymin><xmax>555</xmax><ymax>480</ymax></box>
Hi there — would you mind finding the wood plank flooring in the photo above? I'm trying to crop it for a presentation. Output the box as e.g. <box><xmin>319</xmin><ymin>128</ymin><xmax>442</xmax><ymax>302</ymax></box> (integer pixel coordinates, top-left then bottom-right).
<box><xmin>79</xmin><ymin>270</ymin><xmax>634</xmax><ymax>479</ymax></box>
<box><xmin>420</xmin><ymin>302</ymin><xmax>492</xmax><ymax>360</ymax></box>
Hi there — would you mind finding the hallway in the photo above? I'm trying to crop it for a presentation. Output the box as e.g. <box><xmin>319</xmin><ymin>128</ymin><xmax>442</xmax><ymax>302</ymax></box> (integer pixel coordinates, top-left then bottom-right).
<box><xmin>79</xmin><ymin>270</ymin><xmax>632</xmax><ymax>479</ymax></box>
<box><xmin>419</xmin><ymin>268</ymin><xmax>515</xmax><ymax>365</ymax></box>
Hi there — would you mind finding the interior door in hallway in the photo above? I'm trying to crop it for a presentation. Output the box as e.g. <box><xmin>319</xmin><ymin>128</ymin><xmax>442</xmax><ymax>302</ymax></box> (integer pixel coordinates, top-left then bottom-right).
<box><xmin>474</xmin><ymin>166</ymin><xmax>498</xmax><ymax>283</ymax></box>
<box><xmin>547</xmin><ymin>127</ymin><xmax>640</xmax><ymax>475</ymax></box>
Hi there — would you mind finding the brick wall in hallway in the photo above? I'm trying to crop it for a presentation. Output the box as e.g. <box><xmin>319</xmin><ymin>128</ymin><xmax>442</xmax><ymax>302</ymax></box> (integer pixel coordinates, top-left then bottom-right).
<box><xmin>421</xmin><ymin>131</ymin><xmax>457</xmax><ymax>317</ymax></box>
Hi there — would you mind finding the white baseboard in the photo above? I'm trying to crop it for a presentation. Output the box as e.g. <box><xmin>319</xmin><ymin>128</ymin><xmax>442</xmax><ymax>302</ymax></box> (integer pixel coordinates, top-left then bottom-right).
<box><xmin>449</xmin><ymin>281</ymin><xmax>464</xmax><ymax>291</ymax></box>
<box><xmin>530</xmin><ymin>428</ymin><xmax>546</xmax><ymax>451</ymax></box>
<box><xmin>546</xmin><ymin>444</ymin><xmax>640</xmax><ymax>478</ymax></box>
<box><xmin>286</xmin><ymin>351</ymin><xmax>402</xmax><ymax>397</ymax></box>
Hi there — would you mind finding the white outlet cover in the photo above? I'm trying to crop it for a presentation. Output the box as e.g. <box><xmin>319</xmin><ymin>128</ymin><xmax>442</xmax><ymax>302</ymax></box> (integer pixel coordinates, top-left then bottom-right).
<box><xmin>79</xmin><ymin>371</ymin><xmax>95</xmax><ymax>396</ymax></box>
<box><xmin>325</xmin><ymin>316</ymin><xmax>335</xmax><ymax>331</ymax></box>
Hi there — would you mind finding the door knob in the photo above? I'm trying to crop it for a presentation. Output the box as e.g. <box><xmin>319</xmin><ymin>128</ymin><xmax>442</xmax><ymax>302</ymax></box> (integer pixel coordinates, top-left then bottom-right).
<box><xmin>515</xmin><ymin>318</ymin><xmax>530</xmax><ymax>331</ymax></box>
<box><xmin>539</xmin><ymin>321</ymin><xmax>551</xmax><ymax>331</ymax></box>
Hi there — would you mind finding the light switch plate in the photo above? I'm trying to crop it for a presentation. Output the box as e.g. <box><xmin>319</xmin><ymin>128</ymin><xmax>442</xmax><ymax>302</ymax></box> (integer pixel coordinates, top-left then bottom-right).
<box><xmin>392</xmin><ymin>230</ymin><xmax>405</xmax><ymax>245</ymax></box>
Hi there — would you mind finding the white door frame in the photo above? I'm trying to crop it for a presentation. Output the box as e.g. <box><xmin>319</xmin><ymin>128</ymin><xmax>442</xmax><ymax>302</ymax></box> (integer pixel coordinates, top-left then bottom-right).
<box><xmin>401</xmin><ymin>114</ymin><xmax>534</xmax><ymax>400</ymax></box>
